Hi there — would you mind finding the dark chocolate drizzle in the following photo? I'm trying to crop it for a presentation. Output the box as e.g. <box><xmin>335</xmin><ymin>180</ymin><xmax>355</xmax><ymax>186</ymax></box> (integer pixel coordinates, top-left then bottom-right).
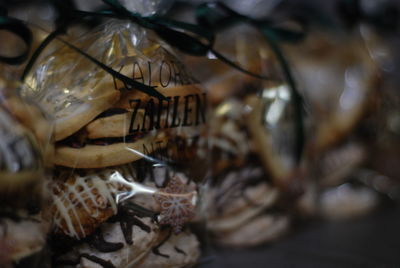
<box><xmin>118</xmin><ymin>208</ymin><xmax>151</xmax><ymax>245</ymax></box>
<box><xmin>152</xmin><ymin>230</ymin><xmax>172</xmax><ymax>258</ymax></box>
<box><xmin>80</xmin><ymin>253</ymin><xmax>116</xmax><ymax>268</ymax></box>
<box><xmin>90</xmin><ymin>231</ymin><xmax>124</xmax><ymax>252</ymax></box>
<box><xmin>57</xmin><ymin>133</ymin><xmax>86</xmax><ymax>148</ymax></box>
<box><xmin>122</xmin><ymin>203</ymin><xmax>158</xmax><ymax>221</ymax></box>
<box><xmin>95</xmin><ymin>108</ymin><xmax>128</xmax><ymax>119</ymax></box>
<box><xmin>52</xmin><ymin>205</ymin><xmax>155</xmax><ymax>267</ymax></box>
<box><xmin>88</xmin><ymin>133</ymin><xmax>146</xmax><ymax>146</ymax></box>
<box><xmin>95</xmin><ymin>204</ymin><xmax>154</xmax><ymax>247</ymax></box>
<box><xmin>119</xmin><ymin>219</ymin><xmax>133</xmax><ymax>245</ymax></box>
<box><xmin>58</xmin><ymin>129</ymin><xmax>145</xmax><ymax>148</ymax></box>
<box><xmin>174</xmin><ymin>246</ymin><xmax>187</xmax><ymax>256</ymax></box>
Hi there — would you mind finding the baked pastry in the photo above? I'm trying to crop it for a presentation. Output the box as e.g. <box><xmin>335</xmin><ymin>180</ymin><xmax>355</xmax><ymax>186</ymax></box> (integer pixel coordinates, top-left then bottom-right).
<box><xmin>205</xmin><ymin>97</ymin><xmax>291</xmax><ymax>247</ymax></box>
<box><xmin>50</xmin><ymin>164</ymin><xmax>200</xmax><ymax>267</ymax></box>
<box><xmin>54</xmin><ymin>212</ymin><xmax>159</xmax><ymax>268</ymax></box>
<box><xmin>0</xmin><ymin>82</ymin><xmax>52</xmax><ymax>267</ymax></box>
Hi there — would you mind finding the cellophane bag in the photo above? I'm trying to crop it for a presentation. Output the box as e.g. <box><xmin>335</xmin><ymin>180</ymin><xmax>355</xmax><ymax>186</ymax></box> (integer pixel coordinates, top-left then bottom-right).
<box><xmin>284</xmin><ymin>27</ymin><xmax>382</xmax><ymax>220</ymax></box>
<box><xmin>184</xmin><ymin>24</ymin><xmax>301</xmax><ymax>247</ymax></box>
<box><xmin>0</xmin><ymin>79</ymin><xmax>53</xmax><ymax>268</ymax></box>
<box><xmin>24</xmin><ymin>7</ymin><xmax>209</xmax><ymax>268</ymax></box>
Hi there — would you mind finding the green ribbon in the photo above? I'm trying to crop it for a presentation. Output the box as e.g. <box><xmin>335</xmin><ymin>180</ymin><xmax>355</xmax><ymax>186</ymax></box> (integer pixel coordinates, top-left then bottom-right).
<box><xmin>95</xmin><ymin>0</ymin><xmax>290</xmax><ymax>80</ymax></box>
<box><xmin>21</xmin><ymin>3</ymin><xmax>170</xmax><ymax>99</ymax></box>
<box><xmin>0</xmin><ymin>7</ymin><xmax>32</xmax><ymax>65</ymax></box>
<box><xmin>196</xmin><ymin>2</ymin><xmax>305</xmax><ymax>163</ymax></box>
<box><xmin>20</xmin><ymin>0</ymin><xmax>306</xmax><ymax>146</ymax></box>
<box><xmin>22</xmin><ymin>0</ymin><xmax>280</xmax><ymax>90</ymax></box>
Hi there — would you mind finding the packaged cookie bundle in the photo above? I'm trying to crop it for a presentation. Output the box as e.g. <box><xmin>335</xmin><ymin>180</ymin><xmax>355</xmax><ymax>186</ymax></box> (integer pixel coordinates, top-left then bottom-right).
<box><xmin>186</xmin><ymin>25</ymin><xmax>299</xmax><ymax>247</ymax></box>
<box><xmin>284</xmin><ymin>28</ymin><xmax>382</xmax><ymax>219</ymax></box>
<box><xmin>0</xmin><ymin>79</ymin><xmax>53</xmax><ymax>268</ymax></box>
<box><xmin>24</xmin><ymin>5</ymin><xmax>208</xmax><ymax>268</ymax></box>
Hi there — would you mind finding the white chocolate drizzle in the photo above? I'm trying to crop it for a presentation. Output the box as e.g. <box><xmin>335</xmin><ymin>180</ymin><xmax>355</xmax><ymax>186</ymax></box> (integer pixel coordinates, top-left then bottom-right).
<box><xmin>51</xmin><ymin>165</ymin><xmax>158</xmax><ymax>239</ymax></box>
<box><xmin>52</xmin><ymin>173</ymin><xmax>117</xmax><ymax>239</ymax></box>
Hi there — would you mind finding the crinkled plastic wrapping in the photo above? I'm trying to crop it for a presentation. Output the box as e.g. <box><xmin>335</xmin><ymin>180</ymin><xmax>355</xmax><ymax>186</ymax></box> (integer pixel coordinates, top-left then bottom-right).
<box><xmin>25</xmin><ymin>20</ymin><xmax>208</xmax><ymax>268</ymax></box>
<box><xmin>185</xmin><ymin>25</ymin><xmax>298</xmax><ymax>247</ymax></box>
<box><xmin>0</xmin><ymin>79</ymin><xmax>53</xmax><ymax>268</ymax></box>
<box><xmin>284</xmin><ymin>29</ymin><xmax>381</xmax><ymax>219</ymax></box>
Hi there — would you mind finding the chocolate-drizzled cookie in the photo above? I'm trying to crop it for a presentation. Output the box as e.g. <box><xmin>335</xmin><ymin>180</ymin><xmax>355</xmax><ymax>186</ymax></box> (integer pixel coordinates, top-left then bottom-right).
<box><xmin>54</xmin><ymin>209</ymin><xmax>159</xmax><ymax>268</ymax></box>
<box><xmin>207</xmin><ymin>166</ymin><xmax>289</xmax><ymax>247</ymax></box>
<box><xmin>205</xmin><ymin>81</ymin><xmax>291</xmax><ymax>247</ymax></box>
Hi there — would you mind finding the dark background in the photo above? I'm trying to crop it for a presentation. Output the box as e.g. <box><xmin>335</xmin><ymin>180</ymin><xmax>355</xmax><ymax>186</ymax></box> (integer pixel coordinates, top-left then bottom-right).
<box><xmin>1</xmin><ymin>0</ymin><xmax>399</xmax><ymax>267</ymax></box>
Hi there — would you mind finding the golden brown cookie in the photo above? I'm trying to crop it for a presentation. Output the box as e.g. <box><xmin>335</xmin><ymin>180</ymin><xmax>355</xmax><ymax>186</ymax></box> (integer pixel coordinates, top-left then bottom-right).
<box><xmin>55</xmin><ymin>134</ymin><xmax>167</xmax><ymax>168</ymax></box>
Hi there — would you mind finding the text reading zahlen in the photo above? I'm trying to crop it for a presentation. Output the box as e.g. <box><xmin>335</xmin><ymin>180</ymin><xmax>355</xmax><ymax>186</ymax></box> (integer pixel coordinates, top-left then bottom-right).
<box><xmin>128</xmin><ymin>93</ymin><xmax>207</xmax><ymax>133</ymax></box>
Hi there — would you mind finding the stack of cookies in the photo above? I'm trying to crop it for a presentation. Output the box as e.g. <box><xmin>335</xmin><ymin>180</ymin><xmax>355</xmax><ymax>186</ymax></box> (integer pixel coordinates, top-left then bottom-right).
<box><xmin>186</xmin><ymin>27</ymin><xmax>296</xmax><ymax>247</ymax></box>
<box><xmin>25</xmin><ymin>20</ymin><xmax>208</xmax><ymax>268</ymax></box>
<box><xmin>206</xmin><ymin>97</ymin><xmax>291</xmax><ymax>247</ymax></box>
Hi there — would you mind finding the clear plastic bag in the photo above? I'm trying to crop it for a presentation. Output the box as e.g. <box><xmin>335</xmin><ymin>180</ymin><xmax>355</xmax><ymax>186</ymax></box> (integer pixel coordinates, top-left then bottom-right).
<box><xmin>25</xmin><ymin>18</ymin><xmax>208</xmax><ymax>267</ymax></box>
<box><xmin>185</xmin><ymin>25</ymin><xmax>298</xmax><ymax>247</ymax></box>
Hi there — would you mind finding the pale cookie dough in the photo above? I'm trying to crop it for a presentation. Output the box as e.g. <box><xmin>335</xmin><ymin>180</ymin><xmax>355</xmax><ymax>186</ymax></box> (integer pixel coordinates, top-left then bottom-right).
<box><xmin>55</xmin><ymin>135</ymin><xmax>167</xmax><ymax>168</ymax></box>
<box><xmin>217</xmin><ymin>214</ymin><xmax>289</xmax><ymax>248</ymax></box>
<box><xmin>138</xmin><ymin>231</ymin><xmax>200</xmax><ymax>268</ymax></box>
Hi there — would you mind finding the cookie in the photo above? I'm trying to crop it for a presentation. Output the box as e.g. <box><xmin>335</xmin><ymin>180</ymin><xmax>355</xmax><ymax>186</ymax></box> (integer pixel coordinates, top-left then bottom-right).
<box><xmin>85</xmin><ymin>110</ymin><xmax>145</xmax><ymax>139</ymax></box>
<box><xmin>207</xmin><ymin>167</ymin><xmax>279</xmax><ymax>235</ymax></box>
<box><xmin>216</xmin><ymin>214</ymin><xmax>289</xmax><ymax>247</ymax></box>
<box><xmin>208</xmin><ymin>99</ymin><xmax>250</xmax><ymax>160</ymax></box>
<box><xmin>50</xmin><ymin>164</ymin><xmax>152</xmax><ymax>238</ymax></box>
<box><xmin>55</xmin><ymin>215</ymin><xmax>159</xmax><ymax>268</ymax></box>
<box><xmin>317</xmin><ymin>143</ymin><xmax>365</xmax><ymax>188</ymax></box>
<box><xmin>28</xmin><ymin>77</ymin><xmax>120</xmax><ymax>141</ymax></box>
<box><xmin>208</xmin><ymin>188</ymin><xmax>278</xmax><ymax>234</ymax></box>
<box><xmin>55</xmin><ymin>134</ymin><xmax>168</xmax><ymax>168</ymax></box>
<box><xmin>207</xmin><ymin>168</ymin><xmax>278</xmax><ymax>219</ymax></box>
<box><xmin>86</xmin><ymin>89</ymin><xmax>203</xmax><ymax>140</ymax></box>
<box><xmin>50</xmin><ymin>172</ymin><xmax>119</xmax><ymax>239</ymax></box>
<box><xmin>319</xmin><ymin>184</ymin><xmax>379</xmax><ymax>219</ymax></box>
